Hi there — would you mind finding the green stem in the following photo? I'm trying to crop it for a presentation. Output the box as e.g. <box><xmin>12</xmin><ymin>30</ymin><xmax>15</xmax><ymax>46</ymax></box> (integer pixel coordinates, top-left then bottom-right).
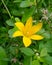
<box><xmin>1</xmin><ymin>0</ymin><xmax>11</xmax><ymax>18</ymax></box>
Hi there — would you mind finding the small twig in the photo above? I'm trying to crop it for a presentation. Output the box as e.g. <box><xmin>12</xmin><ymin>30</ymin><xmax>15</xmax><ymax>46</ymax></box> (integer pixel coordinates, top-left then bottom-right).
<box><xmin>1</xmin><ymin>0</ymin><xmax>12</xmax><ymax>18</ymax></box>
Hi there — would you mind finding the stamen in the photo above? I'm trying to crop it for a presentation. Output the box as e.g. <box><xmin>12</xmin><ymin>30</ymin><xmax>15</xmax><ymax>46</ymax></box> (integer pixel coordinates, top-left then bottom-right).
<box><xmin>27</xmin><ymin>32</ymin><xmax>29</xmax><ymax>34</ymax></box>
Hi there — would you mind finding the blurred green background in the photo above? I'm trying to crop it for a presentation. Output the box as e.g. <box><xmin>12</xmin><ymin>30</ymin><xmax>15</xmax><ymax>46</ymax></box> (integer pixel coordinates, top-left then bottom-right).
<box><xmin>0</xmin><ymin>0</ymin><xmax>52</xmax><ymax>65</ymax></box>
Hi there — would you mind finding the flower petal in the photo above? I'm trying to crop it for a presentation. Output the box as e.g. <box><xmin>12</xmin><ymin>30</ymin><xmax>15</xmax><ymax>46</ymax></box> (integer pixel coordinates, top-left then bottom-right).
<box><xmin>15</xmin><ymin>22</ymin><xmax>24</xmax><ymax>32</ymax></box>
<box><xmin>13</xmin><ymin>31</ymin><xmax>23</xmax><ymax>37</ymax></box>
<box><xmin>31</xmin><ymin>23</ymin><xmax>42</xmax><ymax>34</ymax></box>
<box><xmin>25</xmin><ymin>17</ymin><xmax>32</xmax><ymax>32</ymax></box>
<box><xmin>23</xmin><ymin>36</ymin><xmax>31</xmax><ymax>47</ymax></box>
<box><xmin>31</xmin><ymin>35</ymin><xmax>44</xmax><ymax>40</ymax></box>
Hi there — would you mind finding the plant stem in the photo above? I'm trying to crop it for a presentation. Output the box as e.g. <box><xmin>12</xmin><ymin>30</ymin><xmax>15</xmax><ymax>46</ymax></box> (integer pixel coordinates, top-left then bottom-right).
<box><xmin>1</xmin><ymin>0</ymin><xmax>11</xmax><ymax>18</ymax></box>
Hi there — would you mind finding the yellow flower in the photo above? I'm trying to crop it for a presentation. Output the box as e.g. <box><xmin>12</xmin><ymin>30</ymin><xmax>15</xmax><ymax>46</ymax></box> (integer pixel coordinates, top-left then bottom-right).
<box><xmin>13</xmin><ymin>17</ymin><xmax>44</xmax><ymax>47</ymax></box>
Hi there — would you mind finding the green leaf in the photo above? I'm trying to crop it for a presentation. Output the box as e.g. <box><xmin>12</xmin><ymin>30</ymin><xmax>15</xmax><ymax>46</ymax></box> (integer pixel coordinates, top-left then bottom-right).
<box><xmin>13</xmin><ymin>0</ymin><xmax>22</xmax><ymax>3</ymax></box>
<box><xmin>32</xmin><ymin>60</ymin><xmax>40</xmax><ymax>65</ymax></box>
<box><xmin>8</xmin><ymin>26</ymin><xmax>18</xmax><ymax>38</ymax></box>
<box><xmin>15</xmin><ymin>17</ymin><xmax>20</xmax><ymax>22</ymax></box>
<box><xmin>43</xmin><ymin>63</ymin><xmax>47</xmax><ymax>65</ymax></box>
<box><xmin>20</xmin><ymin>47</ymin><xmax>34</xmax><ymax>56</ymax></box>
<box><xmin>39</xmin><ymin>41</ymin><xmax>44</xmax><ymax>51</ymax></box>
<box><xmin>23</xmin><ymin>56</ymin><xmax>32</xmax><ymax>65</ymax></box>
<box><xmin>22</xmin><ymin>6</ymin><xmax>35</xmax><ymax>22</ymax></box>
<box><xmin>20</xmin><ymin>1</ymin><xmax>33</xmax><ymax>8</ymax></box>
<box><xmin>11</xmin><ymin>9</ymin><xmax>22</xmax><ymax>16</ymax></box>
<box><xmin>0</xmin><ymin>47</ymin><xmax>8</xmax><ymax>65</ymax></box>
<box><xmin>37</xmin><ymin>29</ymin><xmax>45</xmax><ymax>34</ymax></box>
<box><xmin>40</xmin><ymin>48</ymin><xmax>47</xmax><ymax>57</ymax></box>
<box><xmin>6</xmin><ymin>19</ymin><xmax>14</xmax><ymax>26</ymax></box>
<box><xmin>37</xmin><ymin>29</ymin><xmax>50</xmax><ymax>39</ymax></box>
<box><xmin>9</xmin><ymin>46</ymin><xmax>18</xmax><ymax>56</ymax></box>
<box><xmin>42</xmin><ymin>32</ymin><xmax>50</xmax><ymax>39</ymax></box>
<box><xmin>45</xmin><ymin>40</ymin><xmax>52</xmax><ymax>53</ymax></box>
<box><xmin>44</xmin><ymin>55</ymin><xmax>52</xmax><ymax>65</ymax></box>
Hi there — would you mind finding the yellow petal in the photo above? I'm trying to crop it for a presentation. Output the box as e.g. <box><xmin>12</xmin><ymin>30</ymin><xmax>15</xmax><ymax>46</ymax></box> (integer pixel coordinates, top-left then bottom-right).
<box><xmin>25</xmin><ymin>17</ymin><xmax>32</xmax><ymax>32</ymax></box>
<box><xmin>13</xmin><ymin>31</ymin><xmax>23</xmax><ymax>37</ymax></box>
<box><xmin>15</xmin><ymin>22</ymin><xmax>24</xmax><ymax>32</ymax></box>
<box><xmin>31</xmin><ymin>23</ymin><xmax>42</xmax><ymax>34</ymax></box>
<box><xmin>23</xmin><ymin>36</ymin><xmax>31</xmax><ymax>47</ymax></box>
<box><xmin>31</xmin><ymin>35</ymin><xmax>44</xmax><ymax>40</ymax></box>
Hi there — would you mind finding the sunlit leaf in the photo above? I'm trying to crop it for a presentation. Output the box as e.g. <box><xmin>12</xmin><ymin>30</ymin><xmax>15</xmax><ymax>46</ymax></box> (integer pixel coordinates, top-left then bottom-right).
<box><xmin>20</xmin><ymin>47</ymin><xmax>34</xmax><ymax>56</ymax></box>
<box><xmin>0</xmin><ymin>47</ymin><xmax>8</xmax><ymax>65</ymax></box>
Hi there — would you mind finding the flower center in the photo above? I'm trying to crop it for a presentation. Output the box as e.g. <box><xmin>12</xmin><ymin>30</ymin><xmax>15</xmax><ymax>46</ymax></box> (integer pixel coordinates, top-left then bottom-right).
<box><xmin>25</xmin><ymin>31</ymin><xmax>31</xmax><ymax>37</ymax></box>
<box><xmin>23</xmin><ymin>29</ymin><xmax>32</xmax><ymax>37</ymax></box>
<box><xmin>27</xmin><ymin>32</ymin><xmax>29</xmax><ymax>34</ymax></box>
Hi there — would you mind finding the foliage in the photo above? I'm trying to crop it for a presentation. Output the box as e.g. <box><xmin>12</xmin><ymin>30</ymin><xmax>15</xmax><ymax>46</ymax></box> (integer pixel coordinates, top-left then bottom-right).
<box><xmin>0</xmin><ymin>0</ymin><xmax>52</xmax><ymax>65</ymax></box>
